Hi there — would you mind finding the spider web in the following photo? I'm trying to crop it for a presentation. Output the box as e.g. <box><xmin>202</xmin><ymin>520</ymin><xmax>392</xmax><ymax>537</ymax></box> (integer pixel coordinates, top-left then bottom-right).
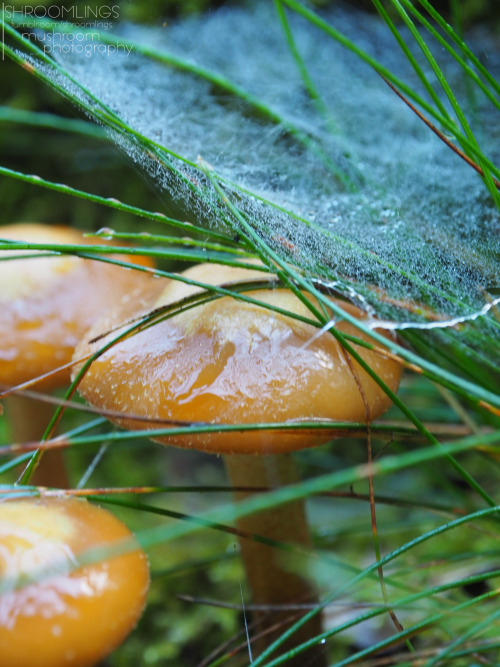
<box><xmin>21</xmin><ymin>1</ymin><xmax>500</xmax><ymax>347</ymax></box>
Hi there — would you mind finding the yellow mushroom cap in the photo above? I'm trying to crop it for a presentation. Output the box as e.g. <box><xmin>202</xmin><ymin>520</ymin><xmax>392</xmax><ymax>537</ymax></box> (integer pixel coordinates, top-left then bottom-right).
<box><xmin>74</xmin><ymin>263</ymin><xmax>403</xmax><ymax>454</ymax></box>
<box><xmin>0</xmin><ymin>224</ymin><xmax>156</xmax><ymax>390</ymax></box>
<box><xmin>0</xmin><ymin>495</ymin><xmax>149</xmax><ymax>667</ymax></box>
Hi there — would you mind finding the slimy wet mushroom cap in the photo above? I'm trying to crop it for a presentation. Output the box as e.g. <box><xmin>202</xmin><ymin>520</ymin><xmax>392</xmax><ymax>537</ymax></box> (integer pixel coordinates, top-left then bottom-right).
<box><xmin>0</xmin><ymin>223</ymin><xmax>155</xmax><ymax>390</ymax></box>
<box><xmin>73</xmin><ymin>262</ymin><xmax>402</xmax><ymax>453</ymax></box>
<box><xmin>0</xmin><ymin>495</ymin><xmax>149</xmax><ymax>667</ymax></box>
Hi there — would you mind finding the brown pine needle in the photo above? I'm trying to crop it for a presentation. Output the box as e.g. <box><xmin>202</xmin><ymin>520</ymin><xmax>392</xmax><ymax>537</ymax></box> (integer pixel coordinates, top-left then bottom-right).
<box><xmin>381</xmin><ymin>76</ymin><xmax>500</xmax><ymax>191</ymax></box>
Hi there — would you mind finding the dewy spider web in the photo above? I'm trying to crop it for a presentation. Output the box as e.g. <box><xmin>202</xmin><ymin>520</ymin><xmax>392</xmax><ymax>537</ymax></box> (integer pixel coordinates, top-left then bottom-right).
<box><xmin>8</xmin><ymin>1</ymin><xmax>500</xmax><ymax>352</ymax></box>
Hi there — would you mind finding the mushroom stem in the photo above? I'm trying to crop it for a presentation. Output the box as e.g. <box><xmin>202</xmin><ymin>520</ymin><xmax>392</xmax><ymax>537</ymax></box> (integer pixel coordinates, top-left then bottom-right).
<box><xmin>224</xmin><ymin>453</ymin><xmax>327</xmax><ymax>666</ymax></box>
<box><xmin>6</xmin><ymin>395</ymin><xmax>69</xmax><ymax>488</ymax></box>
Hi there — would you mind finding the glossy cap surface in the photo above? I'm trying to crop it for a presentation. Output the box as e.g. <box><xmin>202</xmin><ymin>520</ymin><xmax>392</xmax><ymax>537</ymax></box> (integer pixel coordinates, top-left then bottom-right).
<box><xmin>0</xmin><ymin>224</ymin><xmax>155</xmax><ymax>389</ymax></box>
<box><xmin>74</xmin><ymin>263</ymin><xmax>403</xmax><ymax>454</ymax></box>
<box><xmin>0</xmin><ymin>495</ymin><xmax>149</xmax><ymax>667</ymax></box>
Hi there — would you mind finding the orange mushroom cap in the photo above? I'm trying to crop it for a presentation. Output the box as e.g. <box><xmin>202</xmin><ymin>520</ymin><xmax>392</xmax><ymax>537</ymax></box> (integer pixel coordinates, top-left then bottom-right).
<box><xmin>0</xmin><ymin>224</ymin><xmax>155</xmax><ymax>390</ymax></box>
<box><xmin>0</xmin><ymin>495</ymin><xmax>149</xmax><ymax>667</ymax></box>
<box><xmin>73</xmin><ymin>263</ymin><xmax>402</xmax><ymax>454</ymax></box>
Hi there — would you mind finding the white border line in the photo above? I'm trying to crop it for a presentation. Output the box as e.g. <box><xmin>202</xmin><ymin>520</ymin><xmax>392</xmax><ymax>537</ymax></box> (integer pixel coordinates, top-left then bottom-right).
<box><xmin>1</xmin><ymin>4</ymin><xmax>5</xmax><ymax>61</ymax></box>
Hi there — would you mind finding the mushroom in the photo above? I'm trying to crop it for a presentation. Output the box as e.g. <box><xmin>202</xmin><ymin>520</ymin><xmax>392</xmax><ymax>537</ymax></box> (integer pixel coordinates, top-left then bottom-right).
<box><xmin>0</xmin><ymin>223</ymin><xmax>156</xmax><ymax>486</ymax></box>
<box><xmin>72</xmin><ymin>262</ymin><xmax>403</xmax><ymax>664</ymax></box>
<box><xmin>0</xmin><ymin>494</ymin><xmax>149</xmax><ymax>667</ymax></box>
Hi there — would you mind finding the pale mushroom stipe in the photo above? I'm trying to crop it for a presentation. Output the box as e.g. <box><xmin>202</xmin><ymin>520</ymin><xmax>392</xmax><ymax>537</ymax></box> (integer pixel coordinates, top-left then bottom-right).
<box><xmin>73</xmin><ymin>262</ymin><xmax>403</xmax><ymax>664</ymax></box>
<box><xmin>0</xmin><ymin>495</ymin><xmax>149</xmax><ymax>667</ymax></box>
<box><xmin>0</xmin><ymin>223</ymin><xmax>155</xmax><ymax>486</ymax></box>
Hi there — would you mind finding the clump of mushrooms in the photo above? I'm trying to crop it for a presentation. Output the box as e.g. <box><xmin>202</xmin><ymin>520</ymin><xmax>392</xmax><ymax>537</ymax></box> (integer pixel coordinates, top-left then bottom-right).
<box><xmin>72</xmin><ymin>262</ymin><xmax>402</xmax><ymax>664</ymax></box>
<box><xmin>0</xmin><ymin>494</ymin><xmax>149</xmax><ymax>667</ymax></box>
<box><xmin>0</xmin><ymin>223</ymin><xmax>156</xmax><ymax>486</ymax></box>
